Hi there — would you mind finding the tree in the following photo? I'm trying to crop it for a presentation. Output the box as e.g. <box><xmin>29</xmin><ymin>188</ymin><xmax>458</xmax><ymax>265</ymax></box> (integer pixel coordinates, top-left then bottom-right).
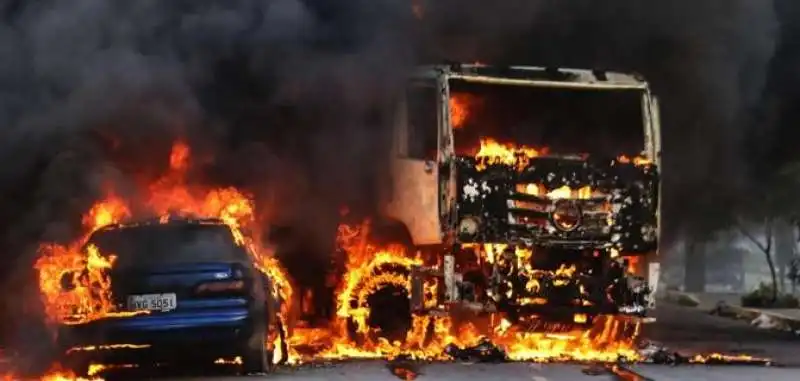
<box><xmin>773</xmin><ymin>219</ymin><xmax>796</xmax><ymax>292</ymax></box>
<box><xmin>789</xmin><ymin>258</ymin><xmax>800</xmax><ymax>294</ymax></box>
<box><xmin>736</xmin><ymin>161</ymin><xmax>800</xmax><ymax>303</ymax></box>
<box><xmin>737</xmin><ymin>218</ymin><xmax>777</xmax><ymax>302</ymax></box>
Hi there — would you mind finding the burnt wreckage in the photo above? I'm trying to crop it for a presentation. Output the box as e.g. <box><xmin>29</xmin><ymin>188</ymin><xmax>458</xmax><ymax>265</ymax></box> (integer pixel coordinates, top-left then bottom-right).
<box><xmin>455</xmin><ymin>155</ymin><xmax>658</xmax><ymax>322</ymax></box>
<box><xmin>457</xmin><ymin>157</ymin><xmax>658</xmax><ymax>250</ymax></box>
<box><xmin>380</xmin><ymin>64</ymin><xmax>661</xmax><ymax>327</ymax></box>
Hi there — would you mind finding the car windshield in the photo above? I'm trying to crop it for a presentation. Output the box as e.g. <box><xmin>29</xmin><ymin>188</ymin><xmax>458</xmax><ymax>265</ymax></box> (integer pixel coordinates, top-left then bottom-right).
<box><xmin>86</xmin><ymin>223</ymin><xmax>249</xmax><ymax>268</ymax></box>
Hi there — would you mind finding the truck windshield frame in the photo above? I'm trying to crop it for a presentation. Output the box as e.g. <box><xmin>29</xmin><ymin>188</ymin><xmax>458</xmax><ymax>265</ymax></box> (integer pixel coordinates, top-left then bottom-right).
<box><xmin>448</xmin><ymin>77</ymin><xmax>651</xmax><ymax>158</ymax></box>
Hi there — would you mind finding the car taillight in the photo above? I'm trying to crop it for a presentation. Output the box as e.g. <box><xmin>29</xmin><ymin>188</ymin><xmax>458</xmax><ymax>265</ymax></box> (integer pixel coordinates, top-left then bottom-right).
<box><xmin>195</xmin><ymin>280</ymin><xmax>246</xmax><ymax>295</ymax></box>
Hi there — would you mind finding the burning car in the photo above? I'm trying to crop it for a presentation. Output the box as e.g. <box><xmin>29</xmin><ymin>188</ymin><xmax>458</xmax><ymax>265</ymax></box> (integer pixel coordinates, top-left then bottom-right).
<box><xmin>368</xmin><ymin>64</ymin><xmax>662</xmax><ymax>329</ymax></box>
<box><xmin>55</xmin><ymin>217</ymin><xmax>286</xmax><ymax>376</ymax></box>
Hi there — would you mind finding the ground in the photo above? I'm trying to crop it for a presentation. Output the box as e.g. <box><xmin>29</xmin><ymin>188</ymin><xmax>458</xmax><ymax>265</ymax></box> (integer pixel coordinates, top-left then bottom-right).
<box><xmin>92</xmin><ymin>303</ymin><xmax>800</xmax><ymax>381</ymax></box>
<box><xmin>162</xmin><ymin>362</ymin><xmax>800</xmax><ymax>381</ymax></box>
<box><xmin>644</xmin><ymin>302</ymin><xmax>800</xmax><ymax>366</ymax></box>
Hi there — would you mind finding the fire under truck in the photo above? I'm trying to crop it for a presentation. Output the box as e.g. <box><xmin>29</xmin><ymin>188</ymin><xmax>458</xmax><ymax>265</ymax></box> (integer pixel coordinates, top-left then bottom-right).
<box><xmin>376</xmin><ymin>63</ymin><xmax>661</xmax><ymax>327</ymax></box>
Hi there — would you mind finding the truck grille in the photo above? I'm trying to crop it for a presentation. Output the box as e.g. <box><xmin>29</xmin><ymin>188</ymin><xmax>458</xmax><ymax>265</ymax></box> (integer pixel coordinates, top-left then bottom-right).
<box><xmin>507</xmin><ymin>184</ymin><xmax>612</xmax><ymax>241</ymax></box>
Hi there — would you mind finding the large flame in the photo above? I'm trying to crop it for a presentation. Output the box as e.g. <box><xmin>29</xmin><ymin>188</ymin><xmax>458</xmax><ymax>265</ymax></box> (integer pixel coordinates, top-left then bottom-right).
<box><xmin>33</xmin><ymin>141</ymin><xmax>293</xmax><ymax>329</ymax></box>
<box><xmin>29</xmin><ymin>140</ymin><xmax>647</xmax><ymax>380</ymax></box>
<box><xmin>474</xmin><ymin>138</ymin><xmax>548</xmax><ymax>171</ymax></box>
<box><xmin>450</xmin><ymin>93</ymin><xmax>481</xmax><ymax>130</ymax></box>
<box><xmin>20</xmin><ymin>141</ymin><xmax>751</xmax><ymax>381</ymax></box>
<box><xmin>34</xmin><ymin>196</ymin><xmax>140</xmax><ymax>325</ymax></box>
<box><xmin>281</xmin><ymin>223</ymin><xmax>641</xmax><ymax>363</ymax></box>
<box><xmin>451</xmin><ymin>92</ymin><xmax>652</xmax><ymax>169</ymax></box>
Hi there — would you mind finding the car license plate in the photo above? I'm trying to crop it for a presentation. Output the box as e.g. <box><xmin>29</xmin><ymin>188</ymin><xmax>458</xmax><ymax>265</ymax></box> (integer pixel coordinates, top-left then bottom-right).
<box><xmin>127</xmin><ymin>293</ymin><xmax>177</xmax><ymax>312</ymax></box>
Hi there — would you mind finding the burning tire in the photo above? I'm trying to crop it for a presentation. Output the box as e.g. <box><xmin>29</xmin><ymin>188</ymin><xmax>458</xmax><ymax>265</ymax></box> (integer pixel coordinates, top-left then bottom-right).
<box><xmin>340</xmin><ymin>257</ymin><xmax>418</xmax><ymax>347</ymax></box>
<box><xmin>363</xmin><ymin>283</ymin><xmax>413</xmax><ymax>342</ymax></box>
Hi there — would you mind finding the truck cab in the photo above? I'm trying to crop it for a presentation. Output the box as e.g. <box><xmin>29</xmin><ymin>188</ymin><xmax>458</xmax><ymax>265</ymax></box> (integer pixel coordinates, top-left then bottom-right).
<box><xmin>385</xmin><ymin>64</ymin><xmax>662</xmax><ymax>319</ymax></box>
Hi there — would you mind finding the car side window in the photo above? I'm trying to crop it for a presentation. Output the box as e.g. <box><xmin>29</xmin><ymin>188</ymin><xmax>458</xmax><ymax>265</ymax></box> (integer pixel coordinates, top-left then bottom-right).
<box><xmin>406</xmin><ymin>84</ymin><xmax>438</xmax><ymax>161</ymax></box>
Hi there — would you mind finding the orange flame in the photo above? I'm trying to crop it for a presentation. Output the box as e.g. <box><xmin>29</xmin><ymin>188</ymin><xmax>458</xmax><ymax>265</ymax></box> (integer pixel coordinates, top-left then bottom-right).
<box><xmin>449</xmin><ymin>93</ymin><xmax>479</xmax><ymax>130</ymax></box>
<box><xmin>617</xmin><ymin>155</ymin><xmax>652</xmax><ymax>166</ymax></box>
<box><xmin>516</xmin><ymin>184</ymin><xmax>594</xmax><ymax>200</ymax></box>
<box><xmin>34</xmin><ymin>141</ymin><xmax>294</xmax><ymax>333</ymax></box>
<box><xmin>474</xmin><ymin>138</ymin><xmax>548</xmax><ymax>171</ymax></box>
<box><xmin>281</xmin><ymin>223</ymin><xmax>641</xmax><ymax>363</ymax></box>
<box><xmin>30</xmin><ymin>140</ymin><xmax>648</xmax><ymax>374</ymax></box>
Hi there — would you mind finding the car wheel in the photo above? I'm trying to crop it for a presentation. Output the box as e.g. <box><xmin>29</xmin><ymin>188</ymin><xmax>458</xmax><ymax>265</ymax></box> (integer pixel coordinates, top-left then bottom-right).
<box><xmin>63</xmin><ymin>356</ymin><xmax>92</xmax><ymax>378</ymax></box>
<box><xmin>241</xmin><ymin>332</ymin><xmax>274</xmax><ymax>375</ymax></box>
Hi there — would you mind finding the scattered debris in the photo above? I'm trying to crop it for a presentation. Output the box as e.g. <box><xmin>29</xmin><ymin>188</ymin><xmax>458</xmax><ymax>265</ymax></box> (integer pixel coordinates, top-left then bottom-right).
<box><xmin>709</xmin><ymin>300</ymin><xmax>799</xmax><ymax>334</ymax></box>
<box><xmin>708</xmin><ymin>301</ymin><xmax>731</xmax><ymax>316</ymax></box>
<box><xmin>439</xmin><ymin>336</ymin><xmax>776</xmax><ymax>368</ymax></box>
<box><xmin>443</xmin><ymin>338</ymin><xmax>508</xmax><ymax>363</ymax></box>
<box><xmin>607</xmin><ymin>364</ymin><xmax>652</xmax><ymax>381</ymax></box>
<box><xmin>581</xmin><ymin>364</ymin><xmax>608</xmax><ymax>376</ymax></box>
<box><xmin>751</xmin><ymin>313</ymin><xmax>788</xmax><ymax>331</ymax></box>
<box><xmin>387</xmin><ymin>355</ymin><xmax>420</xmax><ymax>381</ymax></box>
<box><xmin>635</xmin><ymin>340</ymin><xmax>774</xmax><ymax>366</ymax></box>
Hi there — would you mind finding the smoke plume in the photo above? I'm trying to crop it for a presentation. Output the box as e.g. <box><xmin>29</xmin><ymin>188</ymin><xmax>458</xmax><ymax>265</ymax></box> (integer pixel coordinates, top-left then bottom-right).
<box><xmin>419</xmin><ymin>0</ymin><xmax>778</xmax><ymax>239</ymax></box>
<box><xmin>0</xmin><ymin>0</ymin><xmax>414</xmax><ymax>259</ymax></box>
<box><xmin>0</xmin><ymin>0</ymin><xmax>414</xmax><ymax>360</ymax></box>
<box><xmin>0</xmin><ymin>0</ymin><xmax>783</xmax><ymax>359</ymax></box>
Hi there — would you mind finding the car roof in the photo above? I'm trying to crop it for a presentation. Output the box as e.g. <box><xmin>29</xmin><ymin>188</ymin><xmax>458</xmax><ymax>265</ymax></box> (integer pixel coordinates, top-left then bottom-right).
<box><xmin>92</xmin><ymin>216</ymin><xmax>230</xmax><ymax>233</ymax></box>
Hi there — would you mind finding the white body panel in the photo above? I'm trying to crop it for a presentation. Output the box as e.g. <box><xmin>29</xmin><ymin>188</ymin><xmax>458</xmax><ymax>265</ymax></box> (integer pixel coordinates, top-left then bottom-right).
<box><xmin>383</xmin><ymin>158</ymin><xmax>441</xmax><ymax>245</ymax></box>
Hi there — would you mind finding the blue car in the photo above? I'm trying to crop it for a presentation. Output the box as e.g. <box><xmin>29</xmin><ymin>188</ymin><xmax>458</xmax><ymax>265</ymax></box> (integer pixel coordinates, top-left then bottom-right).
<box><xmin>57</xmin><ymin>217</ymin><xmax>286</xmax><ymax>375</ymax></box>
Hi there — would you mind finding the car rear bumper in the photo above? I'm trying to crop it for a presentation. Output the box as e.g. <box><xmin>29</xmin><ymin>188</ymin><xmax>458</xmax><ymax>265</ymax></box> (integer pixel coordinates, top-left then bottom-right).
<box><xmin>58</xmin><ymin>308</ymin><xmax>256</xmax><ymax>359</ymax></box>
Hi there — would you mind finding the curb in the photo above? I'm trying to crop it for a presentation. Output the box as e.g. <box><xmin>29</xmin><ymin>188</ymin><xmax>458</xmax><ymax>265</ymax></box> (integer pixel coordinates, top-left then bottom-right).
<box><xmin>661</xmin><ymin>290</ymin><xmax>701</xmax><ymax>307</ymax></box>
<box><xmin>662</xmin><ymin>290</ymin><xmax>800</xmax><ymax>333</ymax></box>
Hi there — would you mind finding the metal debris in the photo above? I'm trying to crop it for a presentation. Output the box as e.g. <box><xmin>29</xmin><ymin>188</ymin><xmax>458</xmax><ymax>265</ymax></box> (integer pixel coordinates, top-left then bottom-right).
<box><xmin>607</xmin><ymin>364</ymin><xmax>652</xmax><ymax>381</ymax></box>
<box><xmin>456</xmin><ymin>156</ymin><xmax>658</xmax><ymax>252</ymax></box>
<box><xmin>635</xmin><ymin>340</ymin><xmax>774</xmax><ymax>367</ymax></box>
<box><xmin>581</xmin><ymin>364</ymin><xmax>608</xmax><ymax>376</ymax></box>
<box><xmin>387</xmin><ymin>355</ymin><xmax>420</xmax><ymax>380</ymax></box>
<box><xmin>443</xmin><ymin>338</ymin><xmax>508</xmax><ymax>363</ymax></box>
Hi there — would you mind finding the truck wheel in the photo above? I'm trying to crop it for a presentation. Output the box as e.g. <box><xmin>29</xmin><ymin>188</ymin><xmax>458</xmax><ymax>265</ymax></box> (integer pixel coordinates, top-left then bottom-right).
<box><xmin>347</xmin><ymin>282</ymin><xmax>412</xmax><ymax>344</ymax></box>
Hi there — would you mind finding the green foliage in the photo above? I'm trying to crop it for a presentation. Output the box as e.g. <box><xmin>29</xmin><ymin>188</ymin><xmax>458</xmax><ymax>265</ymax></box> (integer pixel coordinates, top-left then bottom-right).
<box><xmin>741</xmin><ymin>282</ymin><xmax>799</xmax><ymax>308</ymax></box>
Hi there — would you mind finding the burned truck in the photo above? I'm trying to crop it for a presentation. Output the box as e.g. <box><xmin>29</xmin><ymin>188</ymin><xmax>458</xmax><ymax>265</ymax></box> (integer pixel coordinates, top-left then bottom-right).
<box><xmin>381</xmin><ymin>64</ymin><xmax>661</xmax><ymax>326</ymax></box>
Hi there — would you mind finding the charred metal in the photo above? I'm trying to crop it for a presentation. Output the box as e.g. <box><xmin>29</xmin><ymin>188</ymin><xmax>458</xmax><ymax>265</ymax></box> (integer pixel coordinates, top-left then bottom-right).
<box><xmin>453</xmin><ymin>156</ymin><xmax>659</xmax><ymax>253</ymax></box>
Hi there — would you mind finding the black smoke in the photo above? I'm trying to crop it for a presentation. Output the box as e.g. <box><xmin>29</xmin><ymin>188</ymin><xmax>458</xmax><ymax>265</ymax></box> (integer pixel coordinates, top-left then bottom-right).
<box><xmin>0</xmin><ymin>0</ymin><xmax>414</xmax><ymax>364</ymax></box>
<box><xmin>0</xmin><ymin>0</ymin><xmax>788</xmax><ymax>363</ymax></box>
<box><xmin>418</xmin><ymin>0</ymin><xmax>779</xmax><ymax>240</ymax></box>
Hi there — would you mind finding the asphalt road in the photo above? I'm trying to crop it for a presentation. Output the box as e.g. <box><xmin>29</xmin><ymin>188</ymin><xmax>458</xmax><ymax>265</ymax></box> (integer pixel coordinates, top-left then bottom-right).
<box><xmin>107</xmin><ymin>302</ymin><xmax>800</xmax><ymax>381</ymax></box>
<box><xmin>644</xmin><ymin>302</ymin><xmax>800</xmax><ymax>366</ymax></box>
<box><xmin>156</xmin><ymin>362</ymin><xmax>800</xmax><ymax>381</ymax></box>
<box><xmin>0</xmin><ymin>302</ymin><xmax>788</xmax><ymax>379</ymax></box>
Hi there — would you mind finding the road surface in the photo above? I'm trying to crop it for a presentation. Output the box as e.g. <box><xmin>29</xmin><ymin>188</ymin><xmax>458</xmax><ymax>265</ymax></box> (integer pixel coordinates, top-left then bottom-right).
<box><xmin>152</xmin><ymin>361</ymin><xmax>797</xmax><ymax>381</ymax></box>
<box><xmin>644</xmin><ymin>302</ymin><xmax>800</xmax><ymax>366</ymax></box>
<box><xmin>86</xmin><ymin>303</ymin><xmax>799</xmax><ymax>380</ymax></box>
<box><xmin>0</xmin><ymin>302</ymin><xmax>789</xmax><ymax>380</ymax></box>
